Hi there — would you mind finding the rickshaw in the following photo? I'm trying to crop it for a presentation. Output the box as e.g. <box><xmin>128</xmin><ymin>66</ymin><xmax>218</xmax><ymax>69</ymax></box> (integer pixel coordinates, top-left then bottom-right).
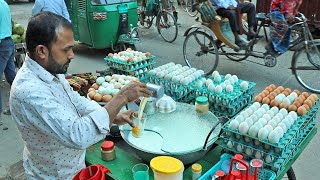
<box><xmin>65</xmin><ymin>0</ymin><xmax>140</xmax><ymax>51</ymax></box>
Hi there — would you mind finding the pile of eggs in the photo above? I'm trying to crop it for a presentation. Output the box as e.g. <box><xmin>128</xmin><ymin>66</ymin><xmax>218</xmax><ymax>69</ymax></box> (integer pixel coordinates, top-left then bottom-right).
<box><xmin>87</xmin><ymin>74</ymin><xmax>138</xmax><ymax>102</ymax></box>
<box><xmin>107</xmin><ymin>48</ymin><xmax>152</xmax><ymax>63</ymax></box>
<box><xmin>148</xmin><ymin>63</ymin><xmax>205</xmax><ymax>86</ymax></box>
<box><xmin>195</xmin><ymin>71</ymin><xmax>248</xmax><ymax>94</ymax></box>
<box><xmin>254</xmin><ymin>85</ymin><xmax>318</xmax><ymax>115</ymax></box>
<box><xmin>228</xmin><ymin>102</ymin><xmax>298</xmax><ymax>144</ymax></box>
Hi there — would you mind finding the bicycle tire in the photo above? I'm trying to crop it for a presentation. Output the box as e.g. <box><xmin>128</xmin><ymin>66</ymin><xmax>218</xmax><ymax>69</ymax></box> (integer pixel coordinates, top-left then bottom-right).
<box><xmin>286</xmin><ymin>167</ymin><xmax>296</xmax><ymax>180</ymax></box>
<box><xmin>183</xmin><ymin>31</ymin><xmax>219</xmax><ymax>76</ymax></box>
<box><xmin>221</xmin><ymin>45</ymin><xmax>250</xmax><ymax>61</ymax></box>
<box><xmin>186</xmin><ymin>0</ymin><xmax>198</xmax><ymax>17</ymax></box>
<box><xmin>180</xmin><ymin>0</ymin><xmax>187</xmax><ymax>11</ymax></box>
<box><xmin>156</xmin><ymin>11</ymin><xmax>178</xmax><ymax>43</ymax></box>
<box><xmin>291</xmin><ymin>39</ymin><xmax>320</xmax><ymax>93</ymax></box>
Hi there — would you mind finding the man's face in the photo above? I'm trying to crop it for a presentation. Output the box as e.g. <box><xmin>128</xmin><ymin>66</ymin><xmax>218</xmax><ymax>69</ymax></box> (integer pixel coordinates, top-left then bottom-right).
<box><xmin>46</xmin><ymin>27</ymin><xmax>75</xmax><ymax>74</ymax></box>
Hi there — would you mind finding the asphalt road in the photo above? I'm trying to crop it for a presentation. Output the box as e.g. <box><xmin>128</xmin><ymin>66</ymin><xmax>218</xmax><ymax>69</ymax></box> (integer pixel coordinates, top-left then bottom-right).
<box><xmin>1</xmin><ymin>1</ymin><xmax>319</xmax><ymax>179</ymax></box>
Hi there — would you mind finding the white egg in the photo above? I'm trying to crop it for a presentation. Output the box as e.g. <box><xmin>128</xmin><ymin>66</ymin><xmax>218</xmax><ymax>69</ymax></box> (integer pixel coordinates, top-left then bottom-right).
<box><xmin>265</xmin><ymin>155</ymin><xmax>275</xmax><ymax>164</ymax></box>
<box><xmin>262</xmin><ymin>114</ymin><xmax>272</xmax><ymax>121</ymax></box>
<box><xmin>228</xmin><ymin>78</ymin><xmax>235</xmax><ymax>85</ymax></box>
<box><xmin>224</xmin><ymin>80</ymin><xmax>231</xmax><ymax>85</ymax></box>
<box><xmin>250</xmin><ymin>104</ymin><xmax>257</xmax><ymax>112</ymax></box>
<box><xmin>156</xmin><ymin>71</ymin><xmax>165</xmax><ymax>78</ymax></box>
<box><xmin>198</xmin><ymin>70</ymin><xmax>205</xmax><ymax>76</ymax></box>
<box><xmin>255</xmin><ymin>151</ymin><xmax>264</xmax><ymax>159</ymax></box>
<box><xmin>272</xmin><ymin>116</ymin><xmax>281</xmax><ymax>124</ymax></box>
<box><xmin>253</xmin><ymin>102</ymin><xmax>261</xmax><ymax>109</ymax></box>
<box><xmin>212</xmin><ymin>70</ymin><xmax>219</xmax><ymax>78</ymax></box>
<box><xmin>105</xmin><ymin>76</ymin><xmax>112</xmax><ymax>82</ymax></box>
<box><xmin>102</xmin><ymin>87</ymin><xmax>112</xmax><ymax>95</ymax></box>
<box><xmin>201</xmin><ymin>78</ymin><xmax>206</xmax><ymax>84</ymax></box>
<box><xmin>164</xmin><ymin>74</ymin><xmax>172</xmax><ymax>81</ymax></box>
<box><xmin>274</xmin><ymin>95</ymin><xmax>283</xmax><ymax>103</ymax></box>
<box><xmin>258</xmin><ymin>127</ymin><xmax>269</xmax><ymax>140</ymax></box>
<box><xmin>245</xmin><ymin>108</ymin><xmax>254</xmax><ymax>116</ymax></box>
<box><xmin>250</xmin><ymin>114</ymin><xmax>258</xmax><ymax>122</ymax></box>
<box><xmin>175</xmin><ymin>64</ymin><xmax>182</xmax><ymax>68</ymax></box>
<box><xmin>281</xmin><ymin>119</ymin><xmax>291</xmax><ymax>129</ymax></box>
<box><xmin>240</xmin><ymin>81</ymin><xmax>249</xmax><ymax>90</ymax></box>
<box><xmin>289</xmin><ymin>111</ymin><xmax>298</xmax><ymax>121</ymax></box>
<box><xmin>287</xmin><ymin>95</ymin><xmax>295</xmax><ymax>103</ymax></box>
<box><xmin>214</xmin><ymin>74</ymin><xmax>222</xmax><ymax>82</ymax></box>
<box><xmin>98</xmin><ymin>86</ymin><xmax>106</xmax><ymax>95</ymax></box>
<box><xmin>111</xmin><ymin>89</ymin><xmax>120</xmax><ymax>96</ymax></box>
<box><xmin>109</xmin><ymin>79</ymin><xmax>116</xmax><ymax>84</ymax></box>
<box><xmin>180</xmin><ymin>78</ymin><xmax>189</xmax><ymax>85</ymax></box>
<box><xmin>261</xmin><ymin>104</ymin><xmax>270</xmax><ymax>111</ymax></box>
<box><xmin>240</xmin><ymin>111</ymin><xmax>249</xmax><ymax>119</ymax></box>
<box><xmin>258</xmin><ymin>108</ymin><xmax>266</xmax><ymax>115</ymax></box>
<box><xmin>239</xmin><ymin>121</ymin><xmax>249</xmax><ymax>134</ymax></box>
<box><xmin>285</xmin><ymin>115</ymin><xmax>294</xmax><ymax>126</ymax></box>
<box><xmin>195</xmin><ymin>81</ymin><xmax>203</xmax><ymax>88</ymax></box>
<box><xmin>227</xmin><ymin>141</ymin><xmax>234</xmax><ymax>149</ymax></box>
<box><xmin>220</xmin><ymin>83</ymin><xmax>226</xmax><ymax>90</ymax></box>
<box><xmin>225</xmin><ymin>74</ymin><xmax>232</xmax><ymax>80</ymax></box>
<box><xmin>290</xmin><ymin>92</ymin><xmax>298</xmax><ymax>99</ymax></box>
<box><xmin>248</xmin><ymin>125</ymin><xmax>259</xmax><ymax>137</ymax></box>
<box><xmin>244</xmin><ymin>136</ymin><xmax>251</xmax><ymax>143</ymax></box>
<box><xmin>235</xmin><ymin>115</ymin><xmax>245</xmax><ymax>122</ymax></box>
<box><xmin>232</xmin><ymin>75</ymin><xmax>239</xmax><ymax>83</ymax></box>
<box><xmin>254</xmin><ymin>121</ymin><xmax>263</xmax><ymax>130</ymax></box>
<box><xmin>112</xmin><ymin>74</ymin><xmax>120</xmax><ymax>81</ymax></box>
<box><xmin>268</xmin><ymin>130</ymin><xmax>280</xmax><ymax>144</ymax></box>
<box><xmin>171</xmin><ymin>76</ymin><xmax>180</xmax><ymax>82</ymax></box>
<box><xmin>279</xmin><ymin>108</ymin><xmax>288</xmax><ymax>116</ymax></box>
<box><xmin>206</xmin><ymin>79</ymin><xmax>213</xmax><ymax>87</ymax></box>
<box><xmin>118</xmin><ymin>78</ymin><xmax>125</xmax><ymax>85</ymax></box>
<box><xmin>275</xmin><ymin>113</ymin><xmax>284</xmax><ymax>120</ymax></box>
<box><xmin>266</xmin><ymin>110</ymin><xmax>275</xmax><ymax>118</ymax></box>
<box><xmin>258</xmin><ymin>118</ymin><xmax>267</xmax><ymax>126</ymax></box>
<box><xmin>274</xmin><ymin>126</ymin><xmax>284</xmax><ymax>138</ymax></box>
<box><xmin>101</xmin><ymin>82</ymin><xmax>110</xmax><ymax>88</ymax></box>
<box><xmin>236</xmin><ymin>144</ymin><xmax>244</xmax><ymax>152</ymax></box>
<box><xmin>245</xmin><ymin>118</ymin><xmax>254</xmax><ymax>127</ymax></box>
<box><xmin>277</xmin><ymin>122</ymin><xmax>288</xmax><ymax>133</ymax></box>
<box><xmin>265</xmin><ymin>124</ymin><xmax>274</xmax><ymax>133</ymax></box>
<box><xmin>245</xmin><ymin>148</ymin><xmax>253</xmax><ymax>156</ymax></box>
<box><xmin>96</xmin><ymin>77</ymin><xmax>105</xmax><ymax>85</ymax></box>
<box><xmin>271</xmin><ymin>106</ymin><xmax>279</xmax><ymax>114</ymax></box>
<box><xmin>267</xmin><ymin>119</ymin><xmax>278</xmax><ymax>129</ymax></box>
<box><xmin>208</xmin><ymin>84</ymin><xmax>216</xmax><ymax>92</ymax></box>
<box><xmin>114</xmin><ymin>82</ymin><xmax>122</xmax><ymax>89</ymax></box>
<box><xmin>229</xmin><ymin>120</ymin><xmax>240</xmax><ymax>130</ymax></box>
<box><xmin>226</xmin><ymin>85</ymin><xmax>234</xmax><ymax>93</ymax></box>
<box><xmin>283</xmin><ymin>98</ymin><xmax>291</xmax><ymax>105</ymax></box>
<box><xmin>214</xmin><ymin>85</ymin><xmax>223</xmax><ymax>93</ymax></box>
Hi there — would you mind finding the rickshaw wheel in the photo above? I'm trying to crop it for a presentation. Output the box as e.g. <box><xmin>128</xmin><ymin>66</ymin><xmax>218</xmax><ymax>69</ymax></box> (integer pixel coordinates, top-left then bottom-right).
<box><xmin>143</xmin><ymin>16</ymin><xmax>153</xmax><ymax>29</ymax></box>
<box><xmin>156</xmin><ymin>11</ymin><xmax>178</xmax><ymax>43</ymax></box>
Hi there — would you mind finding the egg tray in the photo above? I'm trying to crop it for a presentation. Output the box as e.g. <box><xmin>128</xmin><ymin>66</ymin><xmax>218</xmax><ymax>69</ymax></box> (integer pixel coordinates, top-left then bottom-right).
<box><xmin>210</xmin><ymin>94</ymin><xmax>253</xmax><ymax>118</ymax></box>
<box><xmin>104</xmin><ymin>55</ymin><xmax>155</xmax><ymax>71</ymax></box>
<box><xmin>110</xmin><ymin>68</ymin><xmax>152</xmax><ymax>80</ymax></box>
<box><xmin>219</xmin><ymin>103</ymin><xmax>319</xmax><ymax>160</ymax></box>
<box><xmin>199</xmin><ymin>153</ymin><xmax>276</xmax><ymax>180</ymax></box>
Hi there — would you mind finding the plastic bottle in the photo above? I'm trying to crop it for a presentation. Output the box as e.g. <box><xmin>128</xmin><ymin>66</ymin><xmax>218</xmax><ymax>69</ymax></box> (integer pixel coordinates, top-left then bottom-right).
<box><xmin>195</xmin><ymin>96</ymin><xmax>209</xmax><ymax>114</ymax></box>
<box><xmin>191</xmin><ymin>163</ymin><xmax>202</xmax><ymax>180</ymax></box>
<box><xmin>101</xmin><ymin>141</ymin><xmax>116</xmax><ymax>161</ymax></box>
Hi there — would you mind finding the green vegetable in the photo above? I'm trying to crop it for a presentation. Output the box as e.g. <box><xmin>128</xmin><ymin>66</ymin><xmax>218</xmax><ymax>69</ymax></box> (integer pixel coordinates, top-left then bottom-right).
<box><xmin>13</xmin><ymin>23</ymin><xmax>25</xmax><ymax>36</ymax></box>
<box><xmin>12</xmin><ymin>34</ymin><xmax>22</xmax><ymax>44</ymax></box>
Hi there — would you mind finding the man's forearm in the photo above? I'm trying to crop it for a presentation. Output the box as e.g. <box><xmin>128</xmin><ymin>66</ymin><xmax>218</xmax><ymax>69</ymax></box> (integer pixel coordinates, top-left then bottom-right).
<box><xmin>104</xmin><ymin>94</ymin><xmax>128</xmax><ymax>126</ymax></box>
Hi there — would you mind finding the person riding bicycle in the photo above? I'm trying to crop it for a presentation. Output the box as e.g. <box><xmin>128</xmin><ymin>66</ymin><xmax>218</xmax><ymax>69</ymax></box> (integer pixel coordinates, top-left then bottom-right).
<box><xmin>265</xmin><ymin>0</ymin><xmax>303</xmax><ymax>56</ymax></box>
<box><xmin>210</xmin><ymin>0</ymin><xmax>257</xmax><ymax>48</ymax></box>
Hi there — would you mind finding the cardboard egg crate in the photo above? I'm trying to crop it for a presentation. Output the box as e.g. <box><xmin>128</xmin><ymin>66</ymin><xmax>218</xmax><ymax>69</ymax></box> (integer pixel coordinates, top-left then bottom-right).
<box><xmin>104</xmin><ymin>55</ymin><xmax>156</xmax><ymax>72</ymax></box>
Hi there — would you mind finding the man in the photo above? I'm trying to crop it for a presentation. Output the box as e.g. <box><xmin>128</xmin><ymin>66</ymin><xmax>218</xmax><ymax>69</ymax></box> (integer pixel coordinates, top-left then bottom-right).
<box><xmin>265</xmin><ymin>0</ymin><xmax>303</xmax><ymax>56</ymax></box>
<box><xmin>0</xmin><ymin>0</ymin><xmax>16</xmax><ymax>124</ymax></box>
<box><xmin>32</xmin><ymin>0</ymin><xmax>71</xmax><ymax>22</ymax></box>
<box><xmin>10</xmin><ymin>12</ymin><xmax>151</xmax><ymax>179</ymax></box>
<box><xmin>211</xmin><ymin>0</ymin><xmax>257</xmax><ymax>47</ymax></box>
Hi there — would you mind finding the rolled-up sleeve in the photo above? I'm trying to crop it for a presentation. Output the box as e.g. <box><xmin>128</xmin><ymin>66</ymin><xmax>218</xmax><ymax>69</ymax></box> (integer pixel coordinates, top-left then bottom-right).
<box><xmin>32</xmin><ymin>0</ymin><xmax>44</xmax><ymax>16</ymax></box>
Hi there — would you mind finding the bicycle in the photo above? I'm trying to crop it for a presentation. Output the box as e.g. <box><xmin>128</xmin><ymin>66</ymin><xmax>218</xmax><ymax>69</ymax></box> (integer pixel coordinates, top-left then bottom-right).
<box><xmin>138</xmin><ymin>0</ymin><xmax>178</xmax><ymax>43</ymax></box>
<box><xmin>185</xmin><ymin>0</ymin><xmax>199</xmax><ymax>17</ymax></box>
<box><xmin>183</xmin><ymin>2</ymin><xmax>320</xmax><ymax>93</ymax></box>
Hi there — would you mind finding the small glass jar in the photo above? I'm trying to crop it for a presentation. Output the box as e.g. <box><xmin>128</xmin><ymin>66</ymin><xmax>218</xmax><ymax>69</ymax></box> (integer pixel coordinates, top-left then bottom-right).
<box><xmin>101</xmin><ymin>141</ymin><xmax>116</xmax><ymax>161</ymax></box>
<box><xmin>195</xmin><ymin>96</ymin><xmax>209</xmax><ymax>114</ymax></box>
<box><xmin>191</xmin><ymin>163</ymin><xmax>202</xmax><ymax>180</ymax></box>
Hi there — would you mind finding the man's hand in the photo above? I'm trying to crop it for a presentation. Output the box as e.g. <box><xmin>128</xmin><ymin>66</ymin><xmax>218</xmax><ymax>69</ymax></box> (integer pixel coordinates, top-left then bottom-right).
<box><xmin>228</xmin><ymin>5</ymin><xmax>236</xmax><ymax>10</ymax></box>
<box><xmin>113</xmin><ymin>110</ymin><xmax>135</xmax><ymax>127</ymax></box>
<box><xmin>285</xmin><ymin>14</ymin><xmax>295</xmax><ymax>23</ymax></box>
<box><xmin>118</xmin><ymin>81</ymin><xmax>151</xmax><ymax>103</ymax></box>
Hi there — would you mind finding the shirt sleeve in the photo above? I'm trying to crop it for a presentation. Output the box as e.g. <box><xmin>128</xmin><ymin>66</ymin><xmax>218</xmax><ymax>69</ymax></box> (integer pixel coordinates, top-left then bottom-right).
<box><xmin>32</xmin><ymin>0</ymin><xmax>44</xmax><ymax>16</ymax></box>
<box><xmin>19</xmin><ymin>87</ymin><xmax>110</xmax><ymax>150</ymax></box>
<box><xmin>61</xmin><ymin>0</ymin><xmax>71</xmax><ymax>22</ymax></box>
<box><xmin>212</xmin><ymin>0</ymin><xmax>230</xmax><ymax>9</ymax></box>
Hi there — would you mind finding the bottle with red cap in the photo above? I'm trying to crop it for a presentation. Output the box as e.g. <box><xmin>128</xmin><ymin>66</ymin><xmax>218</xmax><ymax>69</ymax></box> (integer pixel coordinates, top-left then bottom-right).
<box><xmin>101</xmin><ymin>141</ymin><xmax>116</xmax><ymax>161</ymax></box>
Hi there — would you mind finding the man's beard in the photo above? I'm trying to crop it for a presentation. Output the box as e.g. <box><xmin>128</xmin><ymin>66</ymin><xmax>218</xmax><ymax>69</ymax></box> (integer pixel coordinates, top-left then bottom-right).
<box><xmin>47</xmin><ymin>52</ymin><xmax>71</xmax><ymax>75</ymax></box>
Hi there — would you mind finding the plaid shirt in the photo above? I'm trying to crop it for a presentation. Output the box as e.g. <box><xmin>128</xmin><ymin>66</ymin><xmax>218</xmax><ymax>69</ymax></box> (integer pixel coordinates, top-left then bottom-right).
<box><xmin>270</xmin><ymin>0</ymin><xmax>303</xmax><ymax>15</ymax></box>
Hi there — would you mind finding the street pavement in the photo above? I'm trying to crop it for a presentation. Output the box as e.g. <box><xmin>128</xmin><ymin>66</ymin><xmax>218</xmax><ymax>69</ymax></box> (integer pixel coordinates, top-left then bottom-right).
<box><xmin>0</xmin><ymin>1</ymin><xmax>319</xmax><ymax>179</ymax></box>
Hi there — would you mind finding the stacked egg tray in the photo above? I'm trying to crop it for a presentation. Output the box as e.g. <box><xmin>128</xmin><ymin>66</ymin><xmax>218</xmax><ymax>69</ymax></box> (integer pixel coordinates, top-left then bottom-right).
<box><xmin>193</xmin><ymin>76</ymin><xmax>256</xmax><ymax>117</ymax></box>
<box><xmin>105</xmin><ymin>55</ymin><xmax>155</xmax><ymax>79</ymax></box>
<box><xmin>218</xmin><ymin>100</ymin><xmax>319</xmax><ymax>175</ymax></box>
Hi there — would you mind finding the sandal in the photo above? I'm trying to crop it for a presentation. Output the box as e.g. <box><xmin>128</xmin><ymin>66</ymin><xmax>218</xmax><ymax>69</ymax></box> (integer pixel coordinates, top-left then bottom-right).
<box><xmin>3</xmin><ymin>109</ymin><xmax>11</xmax><ymax>115</ymax></box>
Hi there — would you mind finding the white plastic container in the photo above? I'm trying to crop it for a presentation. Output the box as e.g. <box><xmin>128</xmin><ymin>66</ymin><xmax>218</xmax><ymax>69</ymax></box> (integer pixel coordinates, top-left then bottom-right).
<box><xmin>150</xmin><ymin>156</ymin><xmax>184</xmax><ymax>180</ymax></box>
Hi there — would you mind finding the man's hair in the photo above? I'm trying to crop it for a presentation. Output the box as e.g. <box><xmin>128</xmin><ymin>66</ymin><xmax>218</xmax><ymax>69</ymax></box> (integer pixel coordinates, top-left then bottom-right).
<box><xmin>26</xmin><ymin>11</ymin><xmax>72</xmax><ymax>56</ymax></box>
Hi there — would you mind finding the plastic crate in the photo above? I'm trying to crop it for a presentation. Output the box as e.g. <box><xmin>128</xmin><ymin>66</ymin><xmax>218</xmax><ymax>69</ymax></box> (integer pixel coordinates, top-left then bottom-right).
<box><xmin>199</xmin><ymin>153</ymin><xmax>276</xmax><ymax>180</ymax></box>
<box><xmin>104</xmin><ymin>55</ymin><xmax>155</xmax><ymax>72</ymax></box>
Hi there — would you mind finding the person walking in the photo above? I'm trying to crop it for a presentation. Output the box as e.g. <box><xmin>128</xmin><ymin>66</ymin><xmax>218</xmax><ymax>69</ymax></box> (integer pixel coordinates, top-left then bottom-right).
<box><xmin>32</xmin><ymin>0</ymin><xmax>71</xmax><ymax>22</ymax></box>
<box><xmin>0</xmin><ymin>0</ymin><xmax>16</xmax><ymax>125</ymax></box>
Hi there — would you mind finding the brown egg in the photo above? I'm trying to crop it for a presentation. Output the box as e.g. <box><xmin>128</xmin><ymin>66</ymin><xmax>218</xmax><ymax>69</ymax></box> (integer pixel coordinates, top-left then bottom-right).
<box><xmin>302</xmin><ymin>104</ymin><xmax>310</xmax><ymax>111</ymax></box>
<box><xmin>254</xmin><ymin>96</ymin><xmax>262</xmax><ymax>102</ymax></box>
<box><xmin>129</xmin><ymin>71</ymin><xmax>135</xmax><ymax>76</ymax></box>
<box><xmin>92</xmin><ymin>83</ymin><xmax>99</xmax><ymax>90</ymax></box>
<box><xmin>279</xmin><ymin>102</ymin><xmax>289</xmax><ymax>109</ymax></box>
<box><xmin>259</xmin><ymin>93</ymin><xmax>266</xmax><ymax>99</ymax></box>
<box><xmin>293</xmin><ymin>101</ymin><xmax>302</xmax><ymax>108</ymax></box>
<box><xmin>267</xmin><ymin>94</ymin><xmax>275</xmax><ymax>100</ymax></box>
<box><xmin>304</xmin><ymin>99</ymin><xmax>313</xmax><ymax>109</ymax></box>
<box><xmin>270</xmin><ymin>99</ymin><xmax>279</xmax><ymax>107</ymax></box>
<box><xmin>297</xmin><ymin>106</ymin><xmax>307</xmax><ymax>116</ymax></box>
<box><xmin>283</xmin><ymin>91</ymin><xmax>290</xmax><ymax>96</ymax></box>
<box><xmin>288</xmin><ymin>105</ymin><xmax>298</xmax><ymax>112</ymax></box>
<box><xmin>88</xmin><ymin>91</ymin><xmax>96</xmax><ymax>99</ymax></box>
<box><xmin>94</xmin><ymin>93</ymin><xmax>102</xmax><ymax>102</ymax></box>
<box><xmin>266</xmin><ymin>87</ymin><xmax>273</xmax><ymax>93</ymax></box>
<box><xmin>127</xmin><ymin>48</ymin><xmax>132</xmax><ymax>51</ymax></box>
<box><xmin>88</xmin><ymin>88</ymin><xmax>96</xmax><ymax>92</ymax></box>
<box><xmin>262</xmin><ymin>90</ymin><xmax>270</xmax><ymax>96</ymax></box>
<box><xmin>310</xmin><ymin>94</ymin><xmax>318</xmax><ymax>101</ymax></box>
<box><xmin>298</xmin><ymin>95</ymin><xmax>306</xmax><ymax>101</ymax></box>
<box><xmin>293</xmin><ymin>89</ymin><xmax>301</xmax><ymax>95</ymax></box>
<box><xmin>145</xmin><ymin>52</ymin><xmax>152</xmax><ymax>56</ymax></box>
<box><xmin>108</xmin><ymin>53</ymin><xmax>113</xmax><ymax>57</ymax></box>
<box><xmin>295</xmin><ymin>97</ymin><xmax>304</xmax><ymax>104</ymax></box>
<box><xmin>269</xmin><ymin>84</ymin><xmax>276</xmax><ymax>90</ymax></box>
<box><xmin>102</xmin><ymin>95</ymin><xmax>113</xmax><ymax>102</ymax></box>
<box><xmin>307</xmin><ymin>97</ymin><xmax>316</xmax><ymax>106</ymax></box>
<box><xmin>302</xmin><ymin>92</ymin><xmax>309</xmax><ymax>99</ymax></box>
<box><xmin>127</xmin><ymin>58</ymin><xmax>133</xmax><ymax>63</ymax></box>
<box><xmin>262</xmin><ymin>97</ymin><xmax>271</xmax><ymax>104</ymax></box>
<box><xmin>273</xmin><ymin>89</ymin><xmax>281</xmax><ymax>94</ymax></box>
<box><xmin>270</xmin><ymin>92</ymin><xmax>278</xmax><ymax>97</ymax></box>
<box><xmin>284</xmin><ymin>88</ymin><xmax>292</xmax><ymax>94</ymax></box>
<box><xmin>277</xmin><ymin>86</ymin><xmax>285</xmax><ymax>92</ymax></box>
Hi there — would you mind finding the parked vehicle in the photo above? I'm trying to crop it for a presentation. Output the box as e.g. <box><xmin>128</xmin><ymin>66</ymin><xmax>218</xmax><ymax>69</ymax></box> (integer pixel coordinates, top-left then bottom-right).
<box><xmin>5</xmin><ymin>0</ymin><xmax>34</xmax><ymax>4</ymax></box>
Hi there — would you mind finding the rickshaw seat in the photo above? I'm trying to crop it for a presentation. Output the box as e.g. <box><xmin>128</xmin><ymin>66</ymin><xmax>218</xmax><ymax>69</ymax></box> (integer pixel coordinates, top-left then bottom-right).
<box><xmin>256</xmin><ymin>13</ymin><xmax>270</xmax><ymax>23</ymax></box>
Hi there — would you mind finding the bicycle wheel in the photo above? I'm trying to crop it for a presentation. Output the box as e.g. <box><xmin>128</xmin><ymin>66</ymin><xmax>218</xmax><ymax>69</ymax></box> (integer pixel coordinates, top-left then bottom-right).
<box><xmin>180</xmin><ymin>0</ymin><xmax>187</xmax><ymax>11</ymax></box>
<box><xmin>156</xmin><ymin>11</ymin><xmax>178</xmax><ymax>43</ymax></box>
<box><xmin>186</xmin><ymin>0</ymin><xmax>198</xmax><ymax>17</ymax></box>
<box><xmin>183</xmin><ymin>31</ymin><xmax>219</xmax><ymax>76</ymax></box>
<box><xmin>286</xmin><ymin>167</ymin><xmax>296</xmax><ymax>180</ymax></box>
<box><xmin>221</xmin><ymin>43</ymin><xmax>250</xmax><ymax>61</ymax></box>
<box><xmin>292</xmin><ymin>39</ymin><xmax>320</xmax><ymax>93</ymax></box>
